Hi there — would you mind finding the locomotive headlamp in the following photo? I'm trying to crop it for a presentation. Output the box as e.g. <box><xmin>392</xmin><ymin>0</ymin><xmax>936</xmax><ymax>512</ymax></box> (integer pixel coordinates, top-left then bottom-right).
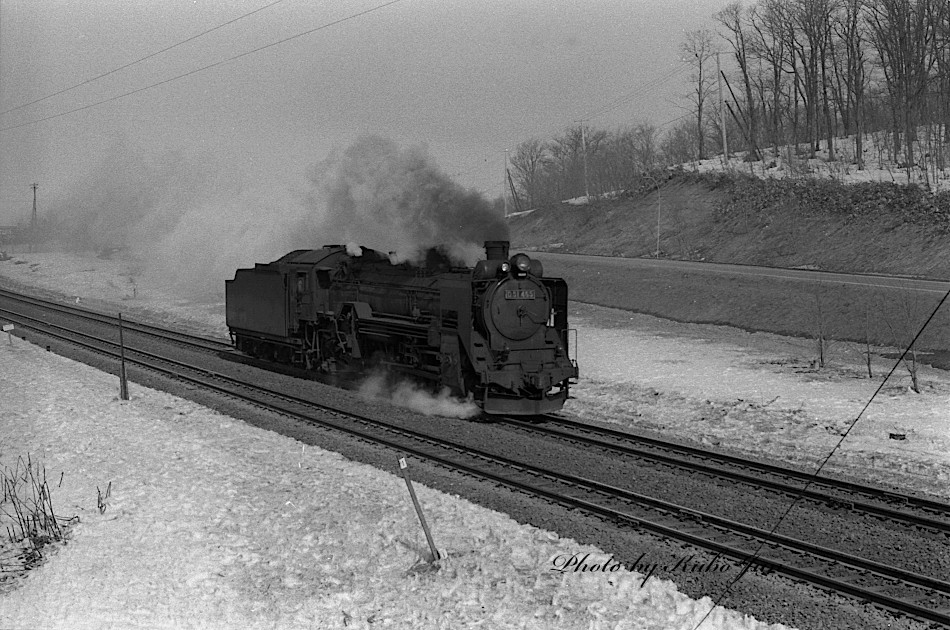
<box><xmin>512</xmin><ymin>254</ymin><xmax>531</xmax><ymax>277</ymax></box>
<box><xmin>500</xmin><ymin>261</ymin><xmax>511</xmax><ymax>274</ymax></box>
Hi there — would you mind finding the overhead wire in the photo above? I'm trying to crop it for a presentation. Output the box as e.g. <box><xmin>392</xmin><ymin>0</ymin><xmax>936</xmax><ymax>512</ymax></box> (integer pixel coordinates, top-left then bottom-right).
<box><xmin>0</xmin><ymin>0</ymin><xmax>290</xmax><ymax>118</ymax></box>
<box><xmin>689</xmin><ymin>288</ymin><xmax>950</xmax><ymax>630</ymax></box>
<box><xmin>2</xmin><ymin>0</ymin><xmax>689</xmax><ymax>196</ymax></box>
<box><xmin>580</xmin><ymin>63</ymin><xmax>689</xmax><ymax>122</ymax></box>
<box><xmin>0</xmin><ymin>0</ymin><xmax>408</xmax><ymax>133</ymax></box>
<box><xmin>454</xmin><ymin>61</ymin><xmax>694</xmax><ymax>191</ymax></box>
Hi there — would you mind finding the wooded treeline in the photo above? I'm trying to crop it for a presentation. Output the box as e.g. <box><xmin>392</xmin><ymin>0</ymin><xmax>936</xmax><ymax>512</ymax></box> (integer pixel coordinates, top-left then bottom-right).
<box><xmin>508</xmin><ymin>0</ymin><xmax>950</xmax><ymax>208</ymax></box>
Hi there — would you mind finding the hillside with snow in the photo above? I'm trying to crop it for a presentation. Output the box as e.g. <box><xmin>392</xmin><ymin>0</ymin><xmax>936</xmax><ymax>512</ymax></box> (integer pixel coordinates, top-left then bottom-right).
<box><xmin>513</xmin><ymin>132</ymin><xmax>950</xmax><ymax>278</ymax></box>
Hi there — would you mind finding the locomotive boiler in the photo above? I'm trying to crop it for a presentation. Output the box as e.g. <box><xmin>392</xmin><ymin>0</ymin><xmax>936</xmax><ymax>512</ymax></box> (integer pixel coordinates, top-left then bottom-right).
<box><xmin>225</xmin><ymin>240</ymin><xmax>578</xmax><ymax>415</ymax></box>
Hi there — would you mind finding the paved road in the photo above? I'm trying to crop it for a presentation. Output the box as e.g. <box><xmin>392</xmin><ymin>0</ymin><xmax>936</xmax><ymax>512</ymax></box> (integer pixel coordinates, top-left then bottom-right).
<box><xmin>532</xmin><ymin>252</ymin><xmax>950</xmax><ymax>295</ymax></box>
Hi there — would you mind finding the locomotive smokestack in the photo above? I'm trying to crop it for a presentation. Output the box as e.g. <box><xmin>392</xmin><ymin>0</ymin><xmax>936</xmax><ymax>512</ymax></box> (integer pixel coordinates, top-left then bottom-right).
<box><xmin>484</xmin><ymin>240</ymin><xmax>509</xmax><ymax>261</ymax></box>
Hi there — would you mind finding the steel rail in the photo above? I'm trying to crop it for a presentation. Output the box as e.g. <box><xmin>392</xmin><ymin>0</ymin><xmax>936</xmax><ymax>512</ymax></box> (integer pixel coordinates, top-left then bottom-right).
<box><xmin>5</xmin><ymin>307</ymin><xmax>950</xmax><ymax>625</ymax></box>
<box><xmin>0</xmin><ymin>287</ymin><xmax>229</xmax><ymax>351</ymax></box>
<box><xmin>499</xmin><ymin>416</ymin><xmax>950</xmax><ymax>534</ymax></box>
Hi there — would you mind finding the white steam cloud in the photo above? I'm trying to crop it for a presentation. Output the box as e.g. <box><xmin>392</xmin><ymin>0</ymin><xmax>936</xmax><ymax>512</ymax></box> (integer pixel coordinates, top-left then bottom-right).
<box><xmin>358</xmin><ymin>373</ymin><xmax>480</xmax><ymax>419</ymax></box>
<box><xmin>49</xmin><ymin>149</ymin><xmax>313</xmax><ymax>300</ymax></box>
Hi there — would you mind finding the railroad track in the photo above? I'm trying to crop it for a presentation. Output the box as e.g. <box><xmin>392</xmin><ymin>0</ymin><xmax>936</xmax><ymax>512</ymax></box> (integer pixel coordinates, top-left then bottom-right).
<box><xmin>498</xmin><ymin>414</ymin><xmax>950</xmax><ymax>535</ymax></box>
<box><xmin>3</xmin><ymin>289</ymin><xmax>950</xmax><ymax>625</ymax></box>
<box><xmin>0</xmin><ymin>287</ymin><xmax>229</xmax><ymax>352</ymax></box>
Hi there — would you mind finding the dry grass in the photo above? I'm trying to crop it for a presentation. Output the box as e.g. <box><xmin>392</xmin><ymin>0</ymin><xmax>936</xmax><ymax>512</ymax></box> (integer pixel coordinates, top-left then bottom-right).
<box><xmin>0</xmin><ymin>453</ymin><xmax>76</xmax><ymax>591</ymax></box>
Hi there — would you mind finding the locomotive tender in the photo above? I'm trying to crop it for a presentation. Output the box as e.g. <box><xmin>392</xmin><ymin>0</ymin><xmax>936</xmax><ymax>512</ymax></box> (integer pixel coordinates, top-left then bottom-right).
<box><xmin>225</xmin><ymin>240</ymin><xmax>578</xmax><ymax>414</ymax></box>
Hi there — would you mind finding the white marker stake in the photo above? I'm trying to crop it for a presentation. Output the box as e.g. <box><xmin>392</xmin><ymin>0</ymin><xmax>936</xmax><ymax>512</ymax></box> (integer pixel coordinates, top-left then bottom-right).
<box><xmin>2</xmin><ymin>323</ymin><xmax>13</xmax><ymax>345</ymax></box>
<box><xmin>399</xmin><ymin>457</ymin><xmax>440</xmax><ymax>562</ymax></box>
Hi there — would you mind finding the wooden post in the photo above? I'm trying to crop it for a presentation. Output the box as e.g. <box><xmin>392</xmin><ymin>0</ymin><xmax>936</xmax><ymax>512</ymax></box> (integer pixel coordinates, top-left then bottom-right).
<box><xmin>398</xmin><ymin>457</ymin><xmax>440</xmax><ymax>561</ymax></box>
<box><xmin>118</xmin><ymin>313</ymin><xmax>129</xmax><ymax>400</ymax></box>
<box><xmin>3</xmin><ymin>323</ymin><xmax>13</xmax><ymax>345</ymax></box>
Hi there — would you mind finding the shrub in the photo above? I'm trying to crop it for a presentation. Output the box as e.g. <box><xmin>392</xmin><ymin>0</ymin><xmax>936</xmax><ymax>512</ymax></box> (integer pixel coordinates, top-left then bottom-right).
<box><xmin>0</xmin><ymin>454</ymin><xmax>75</xmax><ymax>590</ymax></box>
<box><xmin>694</xmin><ymin>172</ymin><xmax>950</xmax><ymax>231</ymax></box>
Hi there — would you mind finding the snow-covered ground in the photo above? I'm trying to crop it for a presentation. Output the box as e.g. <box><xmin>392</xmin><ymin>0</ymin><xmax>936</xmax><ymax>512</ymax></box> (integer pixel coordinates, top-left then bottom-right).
<box><xmin>0</xmin><ymin>253</ymin><xmax>798</xmax><ymax>629</ymax></box>
<box><xmin>687</xmin><ymin>135</ymin><xmax>950</xmax><ymax>190</ymax></box>
<box><xmin>563</xmin><ymin>134</ymin><xmax>950</xmax><ymax>208</ymax></box>
<box><xmin>570</xmin><ymin>304</ymin><xmax>950</xmax><ymax>499</ymax></box>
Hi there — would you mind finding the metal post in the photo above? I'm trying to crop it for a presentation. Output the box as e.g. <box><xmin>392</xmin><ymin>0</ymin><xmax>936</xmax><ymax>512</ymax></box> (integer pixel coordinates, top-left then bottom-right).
<box><xmin>30</xmin><ymin>183</ymin><xmax>38</xmax><ymax>253</ymax></box>
<box><xmin>643</xmin><ymin>173</ymin><xmax>661</xmax><ymax>258</ymax></box>
<box><xmin>398</xmin><ymin>457</ymin><xmax>439</xmax><ymax>561</ymax></box>
<box><xmin>118</xmin><ymin>312</ymin><xmax>129</xmax><ymax>400</ymax></box>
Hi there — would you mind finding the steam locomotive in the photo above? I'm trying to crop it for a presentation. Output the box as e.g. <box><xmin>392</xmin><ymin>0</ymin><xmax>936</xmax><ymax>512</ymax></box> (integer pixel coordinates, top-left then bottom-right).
<box><xmin>225</xmin><ymin>240</ymin><xmax>578</xmax><ymax>415</ymax></box>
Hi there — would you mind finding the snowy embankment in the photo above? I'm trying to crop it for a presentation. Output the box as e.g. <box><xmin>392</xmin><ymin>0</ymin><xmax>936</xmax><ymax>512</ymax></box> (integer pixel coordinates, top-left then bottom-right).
<box><xmin>0</xmin><ymin>253</ymin><xmax>793</xmax><ymax>629</ymax></box>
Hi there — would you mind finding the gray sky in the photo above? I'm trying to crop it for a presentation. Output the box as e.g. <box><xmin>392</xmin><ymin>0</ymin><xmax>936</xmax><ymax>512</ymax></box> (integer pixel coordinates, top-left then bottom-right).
<box><xmin>0</xmin><ymin>0</ymin><xmax>727</xmax><ymax>224</ymax></box>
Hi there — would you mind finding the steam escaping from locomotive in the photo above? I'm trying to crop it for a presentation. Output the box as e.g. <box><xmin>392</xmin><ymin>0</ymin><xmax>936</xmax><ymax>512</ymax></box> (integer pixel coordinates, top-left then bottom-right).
<box><xmin>358</xmin><ymin>372</ymin><xmax>480</xmax><ymax>419</ymax></box>
<box><xmin>307</xmin><ymin>136</ymin><xmax>508</xmax><ymax>266</ymax></box>
<box><xmin>43</xmin><ymin>148</ymin><xmax>308</xmax><ymax>300</ymax></box>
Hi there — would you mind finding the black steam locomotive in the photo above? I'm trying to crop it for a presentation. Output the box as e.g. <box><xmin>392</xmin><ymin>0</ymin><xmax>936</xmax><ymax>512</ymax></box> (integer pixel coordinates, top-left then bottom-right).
<box><xmin>225</xmin><ymin>241</ymin><xmax>577</xmax><ymax>415</ymax></box>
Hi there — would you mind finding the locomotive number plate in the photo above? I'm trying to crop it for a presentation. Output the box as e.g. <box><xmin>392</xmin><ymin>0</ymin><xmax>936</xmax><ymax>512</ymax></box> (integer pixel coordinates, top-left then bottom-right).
<box><xmin>505</xmin><ymin>289</ymin><xmax>535</xmax><ymax>299</ymax></box>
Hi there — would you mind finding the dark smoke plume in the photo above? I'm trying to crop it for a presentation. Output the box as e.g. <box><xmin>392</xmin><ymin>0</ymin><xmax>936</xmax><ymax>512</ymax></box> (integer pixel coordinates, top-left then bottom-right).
<box><xmin>306</xmin><ymin>136</ymin><xmax>508</xmax><ymax>265</ymax></box>
<box><xmin>44</xmin><ymin>136</ymin><xmax>505</xmax><ymax>303</ymax></box>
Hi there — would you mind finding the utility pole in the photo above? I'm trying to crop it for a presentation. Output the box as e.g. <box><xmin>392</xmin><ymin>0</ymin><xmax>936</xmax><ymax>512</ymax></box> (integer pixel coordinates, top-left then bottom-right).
<box><xmin>716</xmin><ymin>53</ymin><xmax>728</xmax><ymax>165</ymax></box>
<box><xmin>577</xmin><ymin>121</ymin><xmax>590</xmax><ymax>202</ymax></box>
<box><xmin>502</xmin><ymin>149</ymin><xmax>509</xmax><ymax>218</ymax></box>
<box><xmin>30</xmin><ymin>183</ymin><xmax>38</xmax><ymax>253</ymax></box>
<box><xmin>642</xmin><ymin>172</ymin><xmax>661</xmax><ymax>259</ymax></box>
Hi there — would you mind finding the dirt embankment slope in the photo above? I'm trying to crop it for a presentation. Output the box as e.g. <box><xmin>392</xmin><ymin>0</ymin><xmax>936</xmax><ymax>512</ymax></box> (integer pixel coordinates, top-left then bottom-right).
<box><xmin>509</xmin><ymin>174</ymin><xmax>950</xmax><ymax>279</ymax></box>
<box><xmin>507</xmin><ymin>173</ymin><xmax>950</xmax><ymax>357</ymax></box>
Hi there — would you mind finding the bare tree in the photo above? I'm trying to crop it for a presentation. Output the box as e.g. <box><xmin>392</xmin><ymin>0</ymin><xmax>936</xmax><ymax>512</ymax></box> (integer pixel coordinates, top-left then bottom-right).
<box><xmin>832</xmin><ymin>0</ymin><xmax>871</xmax><ymax>169</ymax></box>
<box><xmin>661</xmin><ymin>119</ymin><xmax>701</xmax><ymax>166</ymax></box>
<box><xmin>783</xmin><ymin>0</ymin><xmax>838</xmax><ymax>158</ymax></box>
<box><xmin>509</xmin><ymin>138</ymin><xmax>550</xmax><ymax>209</ymax></box>
<box><xmin>681</xmin><ymin>29</ymin><xmax>719</xmax><ymax>160</ymax></box>
<box><xmin>548</xmin><ymin>125</ymin><xmax>608</xmax><ymax>200</ymax></box>
<box><xmin>749</xmin><ymin>0</ymin><xmax>794</xmax><ymax>156</ymax></box>
<box><xmin>865</xmin><ymin>0</ymin><xmax>948</xmax><ymax>180</ymax></box>
<box><xmin>882</xmin><ymin>291</ymin><xmax>926</xmax><ymax>393</ymax></box>
<box><xmin>716</xmin><ymin>2</ymin><xmax>762</xmax><ymax>160</ymax></box>
<box><xmin>811</xmin><ymin>281</ymin><xmax>841</xmax><ymax>368</ymax></box>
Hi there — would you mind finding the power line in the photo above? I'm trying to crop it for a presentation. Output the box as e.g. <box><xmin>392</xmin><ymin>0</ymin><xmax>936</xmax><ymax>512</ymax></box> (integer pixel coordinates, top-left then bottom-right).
<box><xmin>0</xmin><ymin>0</ymin><xmax>408</xmax><ymax>133</ymax></box>
<box><xmin>690</xmin><ymin>286</ymin><xmax>950</xmax><ymax>630</ymax></box>
<box><xmin>656</xmin><ymin>111</ymin><xmax>691</xmax><ymax>130</ymax></box>
<box><xmin>581</xmin><ymin>63</ymin><xmax>689</xmax><ymax>121</ymax></box>
<box><xmin>0</xmin><ymin>0</ymin><xmax>290</xmax><ymax>118</ymax></box>
<box><xmin>452</xmin><ymin>67</ymin><xmax>695</xmax><ymax>195</ymax></box>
